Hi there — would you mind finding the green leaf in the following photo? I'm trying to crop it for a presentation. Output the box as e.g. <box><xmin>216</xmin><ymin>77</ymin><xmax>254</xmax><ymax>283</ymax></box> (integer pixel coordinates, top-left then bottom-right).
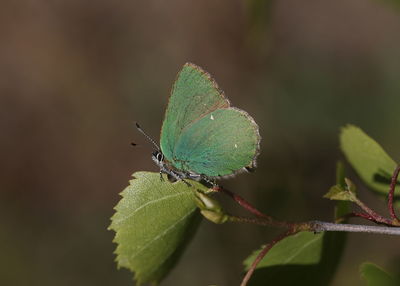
<box><xmin>360</xmin><ymin>262</ymin><xmax>397</xmax><ymax>286</ymax></box>
<box><xmin>243</xmin><ymin>231</ymin><xmax>345</xmax><ymax>285</ymax></box>
<box><xmin>324</xmin><ymin>185</ymin><xmax>353</xmax><ymax>201</ymax></box>
<box><xmin>109</xmin><ymin>171</ymin><xmax>210</xmax><ymax>285</ymax></box>
<box><xmin>324</xmin><ymin>178</ymin><xmax>357</xmax><ymax>202</ymax></box>
<box><xmin>244</xmin><ymin>232</ymin><xmax>324</xmax><ymax>269</ymax></box>
<box><xmin>340</xmin><ymin>125</ymin><xmax>398</xmax><ymax>195</ymax></box>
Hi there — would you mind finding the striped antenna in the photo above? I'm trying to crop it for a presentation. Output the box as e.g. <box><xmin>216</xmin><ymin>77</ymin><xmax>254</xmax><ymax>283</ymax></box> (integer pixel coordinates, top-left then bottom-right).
<box><xmin>135</xmin><ymin>122</ymin><xmax>160</xmax><ymax>150</ymax></box>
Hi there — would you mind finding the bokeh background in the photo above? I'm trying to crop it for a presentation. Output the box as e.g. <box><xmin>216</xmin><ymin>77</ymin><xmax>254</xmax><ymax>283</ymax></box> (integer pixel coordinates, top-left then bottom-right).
<box><xmin>1</xmin><ymin>0</ymin><xmax>400</xmax><ymax>285</ymax></box>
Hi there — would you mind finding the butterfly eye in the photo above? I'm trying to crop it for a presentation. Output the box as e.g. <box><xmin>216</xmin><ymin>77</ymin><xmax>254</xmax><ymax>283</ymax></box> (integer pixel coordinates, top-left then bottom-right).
<box><xmin>157</xmin><ymin>152</ymin><xmax>164</xmax><ymax>162</ymax></box>
<box><xmin>152</xmin><ymin>151</ymin><xmax>164</xmax><ymax>162</ymax></box>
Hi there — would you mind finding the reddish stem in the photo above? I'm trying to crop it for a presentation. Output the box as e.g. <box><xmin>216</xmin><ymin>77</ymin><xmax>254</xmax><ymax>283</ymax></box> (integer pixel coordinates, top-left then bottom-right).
<box><xmin>388</xmin><ymin>165</ymin><xmax>400</xmax><ymax>221</ymax></box>
<box><xmin>229</xmin><ymin>216</ymin><xmax>293</xmax><ymax>228</ymax></box>
<box><xmin>214</xmin><ymin>186</ymin><xmax>292</xmax><ymax>227</ymax></box>
<box><xmin>340</xmin><ymin>212</ymin><xmax>392</xmax><ymax>226</ymax></box>
<box><xmin>350</xmin><ymin>212</ymin><xmax>377</xmax><ymax>222</ymax></box>
<box><xmin>240</xmin><ymin>230</ymin><xmax>296</xmax><ymax>286</ymax></box>
<box><xmin>214</xmin><ymin>186</ymin><xmax>270</xmax><ymax>218</ymax></box>
<box><xmin>351</xmin><ymin>196</ymin><xmax>392</xmax><ymax>225</ymax></box>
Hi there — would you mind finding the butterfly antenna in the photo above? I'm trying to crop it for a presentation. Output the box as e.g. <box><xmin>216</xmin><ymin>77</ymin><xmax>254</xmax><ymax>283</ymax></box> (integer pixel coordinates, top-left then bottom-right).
<box><xmin>135</xmin><ymin>122</ymin><xmax>160</xmax><ymax>150</ymax></box>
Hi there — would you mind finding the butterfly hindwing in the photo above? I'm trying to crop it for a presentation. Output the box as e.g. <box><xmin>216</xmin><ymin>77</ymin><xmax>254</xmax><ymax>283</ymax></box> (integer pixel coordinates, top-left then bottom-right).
<box><xmin>173</xmin><ymin>108</ymin><xmax>260</xmax><ymax>177</ymax></box>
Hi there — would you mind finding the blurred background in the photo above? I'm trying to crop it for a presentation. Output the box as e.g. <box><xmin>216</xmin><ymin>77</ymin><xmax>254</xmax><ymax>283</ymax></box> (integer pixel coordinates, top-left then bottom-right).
<box><xmin>1</xmin><ymin>0</ymin><xmax>400</xmax><ymax>285</ymax></box>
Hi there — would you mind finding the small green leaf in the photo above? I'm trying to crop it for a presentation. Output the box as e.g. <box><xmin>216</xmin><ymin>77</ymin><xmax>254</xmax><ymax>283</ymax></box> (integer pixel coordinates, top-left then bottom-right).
<box><xmin>360</xmin><ymin>262</ymin><xmax>397</xmax><ymax>286</ymax></box>
<box><xmin>109</xmin><ymin>172</ymin><xmax>210</xmax><ymax>285</ymax></box>
<box><xmin>340</xmin><ymin>125</ymin><xmax>398</xmax><ymax>194</ymax></box>
<box><xmin>324</xmin><ymin>178</ymin><xmax>356</xmax><ymax>202</ymax></box>
<box><xmin>324</xmin><ymin>185</ymin><xmax>353</xmax><ymax>201</ymax></box>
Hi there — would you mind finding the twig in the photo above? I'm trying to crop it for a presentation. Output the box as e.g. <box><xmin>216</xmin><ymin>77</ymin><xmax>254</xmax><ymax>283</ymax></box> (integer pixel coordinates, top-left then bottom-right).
<box><xmin>228</xmin><ymin>216</ymin><xmax>291</xmax><ymax>228</ymax></box>
<box><xmin>310</xmin><ymin>220</ymin><xmax>400</xmax><ymax>236</ymax></box>
<box><xmin>215</xmin><ymin>186</ymin><xmax>294</xmax><ymax>228</ymax></box>
<box><xmin>388</xmin><ymin>165</ymin><xmax>400</xmax><ymax>221</ymax></box>
<box><xmin>351</xmin><ymin>196</ymin><xmax>392</xmax><ymax>225</ymax></box>
<box><xmin>240</xmin><ymin>230</ymin><xmax>296</xmax><ymax>286</ymax></box>
<box><xmin>217</xmin><ymin>186</ymin><xmax>397</xmax><ymax>228</ymax></box>
<box><xmin>228</xmin><ymin>215</ymin><xmax>400</xmax><ymax>235</ymax></box>
<box><xmin>336</xmin><ymin>212</ymin><xmax>390</xmax><ymax>226</ymax></box>
<box><xmin>214</xmin><ymin>186</ymin><xmax>268</xmax><ymax>218</ymax></box>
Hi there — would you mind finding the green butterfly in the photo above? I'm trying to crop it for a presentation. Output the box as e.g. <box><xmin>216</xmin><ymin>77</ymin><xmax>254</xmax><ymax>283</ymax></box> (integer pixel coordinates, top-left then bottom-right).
<box><xmin>137</xmin><ymin>63</ymin><xmax>261</xmax><ymax>185</ymax></box>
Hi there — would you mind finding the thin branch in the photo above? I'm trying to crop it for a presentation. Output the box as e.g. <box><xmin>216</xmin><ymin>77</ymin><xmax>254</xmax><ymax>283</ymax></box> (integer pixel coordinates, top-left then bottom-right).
<box><xmin>216</xmin><ymin>186</ymin><xmax>399</xmax><ymax>230</ymax></box>
<box><xmin>228</xmin><ymin>216</ymin><xmax>400</xmax><ymax>235</ymax></box>
<box><xmin>214</xmin><ymin>186</ymin><xmax>268</xmax><ymax>218</ymax></box>
<box><xmin>240</xmin><ymin>230</ymin><xmax>296</xmax><ymax>286</ymax></box>
<box><xmin>388</xmin><ymin>165</ymin><xmax>400</xmax><ymax>221</ymax></box>
<box><xmin>350</xmin><ymin>212</ymin><xmax>375</xmax><ymax>221</ymax></box>
<box><xmin>215</xmin><ymin>186</ymin><xmax>294</xmax><ymax>228</ymax></box>
<box><xmin>310</xmin><ymin>220</ymin><xmax>400</xmax><ymax>236</ymax></box>
<box><xmin>228</xmin><ymin>215</ymin><xmax>291</xmax><ymax>228</ymax></box>
<box><xmin>336</xmin><ymin>212</ymin><xmax>391</xmax><ymax>226</ymax></box>
<box><xmin>351</xmin><ymin>196</ymin><xmax>392</xmax><ymax>225</ymax></box>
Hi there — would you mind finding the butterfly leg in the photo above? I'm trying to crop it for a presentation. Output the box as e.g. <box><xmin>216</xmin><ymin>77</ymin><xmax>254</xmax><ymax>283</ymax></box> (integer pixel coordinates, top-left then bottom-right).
<box><xmin>200</xmin><ymin>175</ymin><xmax>218</xmax><ymax>188</ymax></box>
<box><xmin>172</xmin><ymin>171</ymin><xmax>193</xmax><ymax>187</ymax></box>
<box><xmin>181</xmin><ymin>179</ymin><xmax>193</xmax><ymax>187</ymax></box>
<box><xmin>159</xmin><ymin>170</ymin><xmax>165</xmax><ymax>182</ymax></box>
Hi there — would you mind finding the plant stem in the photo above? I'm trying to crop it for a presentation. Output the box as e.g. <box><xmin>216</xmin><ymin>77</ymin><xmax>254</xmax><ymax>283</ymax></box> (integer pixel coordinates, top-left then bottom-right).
<box><xmin>336</xmin><ymin>212</ymin><xmax>390</xmax><ymax>225</ymax></box>
<box><xmin>228</xmin><ymin>215</ymin><xmax>292</xmax><ymax>228</ymax></box>
<box><xmin>388</xmin><ymin>165</ymin><xmax>400</xmax><ymax>221</ymax></box>
<box><xmin>218</xmin><ymin>185</ymin><xmax>399</xmax><ymax>228</ymax></box>
<box><xmin>215</xmin><ymin>186</ymin><xmax>275</xmax><ymax>221</ymax></box>
<box><xmin>310</xmin><ymin>220</ymin><xmax>400</xmax><ymax>236</ymax></box>
<box><xmin>351</xmin><ymin>196</ymin><xmax>392</xmax><ymax>225</ymax></box>
<box><xmin>240</xmin><ymin>230</ymin><xmax>296</xmax><ymax>286</ymax></box>
<box><xmin>229</xmin><ymin>215</ymin><xmax>400</xmax><ymax>235</ymax></box>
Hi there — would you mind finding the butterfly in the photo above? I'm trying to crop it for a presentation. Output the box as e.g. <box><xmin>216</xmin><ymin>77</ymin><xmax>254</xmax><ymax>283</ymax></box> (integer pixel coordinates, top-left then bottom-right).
<box><xmin>137</xmin><ymin>63</ymin><xmax>261</xmax><ymax>186</ymax></box>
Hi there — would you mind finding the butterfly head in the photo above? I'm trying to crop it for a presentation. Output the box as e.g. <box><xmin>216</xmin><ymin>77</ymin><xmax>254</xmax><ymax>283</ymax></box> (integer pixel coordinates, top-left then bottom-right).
<box><xmin>151</xmin><ymin>150</ymin><xmax>164</xmax><ymax>167</ymax></box>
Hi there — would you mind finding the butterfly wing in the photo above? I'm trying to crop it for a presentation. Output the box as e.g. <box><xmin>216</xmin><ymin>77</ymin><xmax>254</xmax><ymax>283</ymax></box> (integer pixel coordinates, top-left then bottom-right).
<box><xmin>160</xmin><ymin>63</ymin><xmax>260</xmax><ymax>177</ymax></box>
<box><xmin>172</xmin><ymin>108</ymin><xmax>260</xmax><ymax>177</ymax></box>
<box><xmin>160</xmin><ymin>63</ymin><xmax>229</xmax><ymax>162</ymax></box>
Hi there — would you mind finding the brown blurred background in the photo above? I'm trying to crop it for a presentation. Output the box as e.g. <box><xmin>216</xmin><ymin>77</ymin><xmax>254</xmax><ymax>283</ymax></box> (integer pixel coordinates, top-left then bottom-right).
<box><xmin>1</xmin><ymin>0</ymin><xmax>400</xmax><ymax>285</ymax></box>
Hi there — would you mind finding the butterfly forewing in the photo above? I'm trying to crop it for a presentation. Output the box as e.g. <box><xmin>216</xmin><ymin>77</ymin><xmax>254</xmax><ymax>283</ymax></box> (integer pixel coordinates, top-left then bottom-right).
<box><xmin>160</xmin><ymin>63</ymin><xmax>229</xmax><ymax>162</ymax></box>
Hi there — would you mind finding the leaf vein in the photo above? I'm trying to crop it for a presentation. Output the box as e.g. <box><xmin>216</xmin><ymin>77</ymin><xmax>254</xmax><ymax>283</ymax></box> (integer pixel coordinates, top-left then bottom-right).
<box><xmin>282</xmin><ymin>235</ymin><xmax>321</xmax><ymax>264</ymax></box>
<box><xmin>114</xmin><ymin>191</ymin><xmax>189</xmax><ymax>225</ymax></box>
<box><xmin>129</xmin><ymin>208</ymin><xmax>196</xmax><ymax>260</ymax></box>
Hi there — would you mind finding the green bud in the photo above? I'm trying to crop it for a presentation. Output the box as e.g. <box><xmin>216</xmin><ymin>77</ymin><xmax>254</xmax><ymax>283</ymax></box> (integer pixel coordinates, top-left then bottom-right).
<box><xmin>194</xmin><ymin>190</ymin><xmax>228</xmax><ymax>224</ymax></box>
<box><xmin>200</xmin><ymin>210</ymin><xmax>229</xmax><ymax>224</ymax></box>
<box><xmin>194</xmin><ymin>190</ymin><xmax>223</xmax><ymax>211</ymax></box>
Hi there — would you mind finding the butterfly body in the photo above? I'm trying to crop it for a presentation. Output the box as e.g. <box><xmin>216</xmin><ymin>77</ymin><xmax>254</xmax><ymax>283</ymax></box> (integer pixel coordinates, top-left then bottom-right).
<box><xmin>152</xmin><ymin>150</ymin><xmax>202</xmax><ymax>183</ymax></box>
<box><xmin>149</xmin><ymin>63</ymin><xmax>261</xmax><ymax>184</ymax></box>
